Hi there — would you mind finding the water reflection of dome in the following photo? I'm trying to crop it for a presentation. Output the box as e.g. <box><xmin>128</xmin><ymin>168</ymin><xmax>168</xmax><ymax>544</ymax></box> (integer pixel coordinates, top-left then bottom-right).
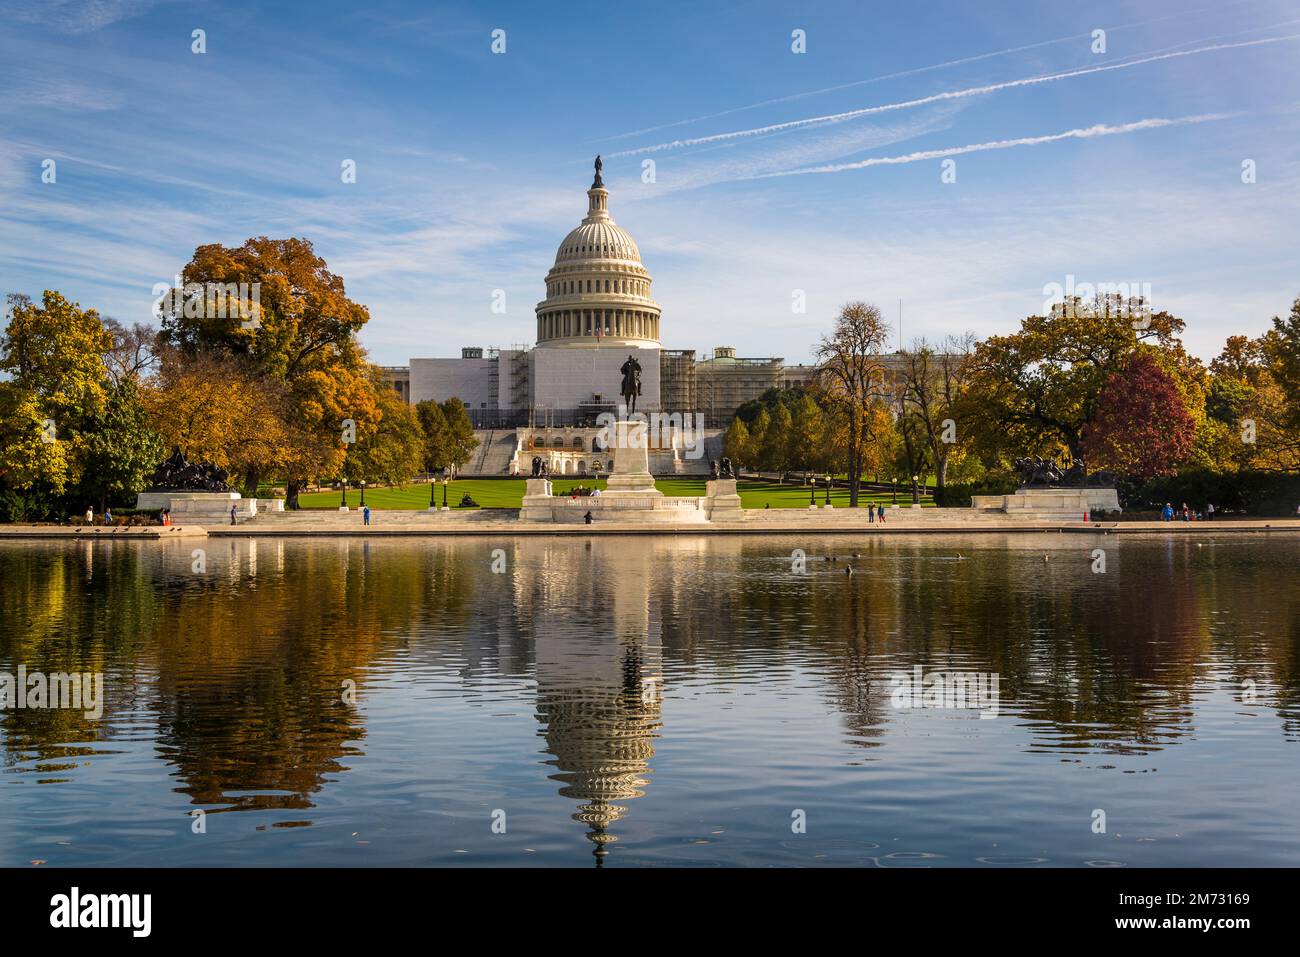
<box><xmin>537</xmin><ymin>645</ymin><xmax>661</xmax><ymax>864</ymax></box>
<box><xmin>526</xmin><ymin>539</ymin><xmax>665</xmax><ymax>864</ymax></box>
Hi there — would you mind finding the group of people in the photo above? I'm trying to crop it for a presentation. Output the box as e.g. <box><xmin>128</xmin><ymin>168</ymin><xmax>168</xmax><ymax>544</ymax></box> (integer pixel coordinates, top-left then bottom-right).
<box><xmin>1161</xmin><ymin>502</ymin><xmax>1213</xmax><ymax>522</ymax></box>
<box><xmin>866</xmin><ymin>503</ymin><xmax>888</xmax><ymax>525</ymax></box>
<box><xmin>83</xmin><ymin>506</ymin><xmax>113</xmax><ymax>526</ymax></box>
<box><xmin>568</xmin><ymin>485</ymin><xmax>600</xmax><ymax>499</ymax></box>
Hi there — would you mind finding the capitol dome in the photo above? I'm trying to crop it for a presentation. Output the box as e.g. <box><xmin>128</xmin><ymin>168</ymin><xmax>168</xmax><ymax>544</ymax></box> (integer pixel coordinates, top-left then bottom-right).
<box><xmin>536</xmin><ymin>157</ymin><xmax>661</xmax><ymax>347</ymax></box>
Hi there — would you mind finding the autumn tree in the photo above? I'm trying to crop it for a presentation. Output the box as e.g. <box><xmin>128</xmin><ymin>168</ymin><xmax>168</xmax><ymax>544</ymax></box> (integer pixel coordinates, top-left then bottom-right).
<box><xmin>0</xmin><ymin>292</ymin><xmax>114</xmax><ymax>514</ymax></box>
<box><xmin>1205</xmin><ymin>301</ymin><xmax>1300</xmax><ymax>472</ymax></box>
<box><xmin>344</xmin><ymin>366</ymin><xmax>425</xmax><ymax>486</ymax></box>
<box><xmin>144</xmin><ymin>349</ymin><xmax>289</xmax><ymax>492</ymax></box>
<box><xmin>898</xmin><ymin>334</ymin><xmax>976</xmax><ymax>494</ymax></box>
<box><xmin>967</xmin><ymin>294</ymin><xmax>1185</xmax><ymax>465</ymax></box>
<box><xmin>0</xmin><ymin>383</ymin><xmax>70</xmax><ymax>517</ymax></box>
<box><xmin>1081</xmin><ymin>352</ymin><xmax>1196</xmax><ymax>479</ymax></box>
<box><xmin>158</xmin><ymin>237</ymin><xmax>374</xmax><ymax>504</ymax></box>
<box><xmin>814</xmin><ymin>301</ymin><xmax>892</xmax><ymax>506</ymax></box>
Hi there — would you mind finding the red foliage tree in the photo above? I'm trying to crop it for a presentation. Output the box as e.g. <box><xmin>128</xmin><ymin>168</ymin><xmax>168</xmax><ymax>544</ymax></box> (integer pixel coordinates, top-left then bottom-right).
<box><xmin>1081</xmin><ymin>352</ymin><xmax>1195</xmax><ymax>479</ymax></box>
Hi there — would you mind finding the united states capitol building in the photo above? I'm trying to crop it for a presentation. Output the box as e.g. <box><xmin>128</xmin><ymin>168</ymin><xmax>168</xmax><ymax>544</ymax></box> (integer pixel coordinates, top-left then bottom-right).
<box><xmin>380</xmin><ymin>159</ymin><xmax>821</xmax><ymax>476</ymax></box>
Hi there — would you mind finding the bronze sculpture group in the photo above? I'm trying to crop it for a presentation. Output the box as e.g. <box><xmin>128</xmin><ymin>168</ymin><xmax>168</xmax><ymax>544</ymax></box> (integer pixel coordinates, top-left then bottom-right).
<box><xmin>1014</xmin><ymin>456</ymin><xmax>1115</xmax><ymax>489</ymax></box>
<box><xmin>147</xmin><ymin>446</ymin><xmax>231</xmax><ymax>492</ymax></box>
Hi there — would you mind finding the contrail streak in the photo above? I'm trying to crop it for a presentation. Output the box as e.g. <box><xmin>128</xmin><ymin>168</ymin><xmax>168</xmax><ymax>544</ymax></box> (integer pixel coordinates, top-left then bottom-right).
<box><xmin>608</xmin><ymin>34</ymin><xmax>1298</xmax><ymax>158</ymax></box>
<box><xmin>755</xmin><ymin>112</ymin><xmax>1241</xmax><ymax>178</ymax></box>
<box><xmin>606</xmin><ymin>1</ymin><xmax>1273</xmax><ymax>141</ymax></box>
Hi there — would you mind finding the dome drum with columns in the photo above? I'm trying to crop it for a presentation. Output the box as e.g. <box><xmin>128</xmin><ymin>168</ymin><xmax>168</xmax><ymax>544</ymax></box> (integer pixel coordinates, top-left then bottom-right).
<box><xmin>535</xmin><ymin>158</ymin><xmax>662</xmax><ymax>348</ymax></box>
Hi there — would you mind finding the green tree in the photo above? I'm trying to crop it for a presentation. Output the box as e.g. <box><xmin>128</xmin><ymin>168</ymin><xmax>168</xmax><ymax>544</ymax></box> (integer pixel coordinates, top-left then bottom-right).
<box><xmin>789</xmin><ymin>393</ymin><xmax>826</xmax><ymax>477</ymax></box>
<box><xmin>723</xmin><ymin>417</ymin><xmax>751</xmax><ymax>471</ymax></box>
<box><xmin>76</xmin><ymin>378</ymin><xmax>166</xmax><ymax>511</ymax></box>
<box><xmin>760</xmin><ymin>402</ymin><xmax>794</xmax><ymax>478</ymax></box>
<box><xmin>439</xmin><ymin>398</ymin><xmax>479</xmax><ymax>475</ymax></box>
<box><xmin>748</xmin><ymin>408</ymin><xmax>771</xmax><ymax>472</ymax></box>
<box><xmin>416</xmin><ymin>400</ymin><xmax>450</xmax><ymax>473</ymax></box>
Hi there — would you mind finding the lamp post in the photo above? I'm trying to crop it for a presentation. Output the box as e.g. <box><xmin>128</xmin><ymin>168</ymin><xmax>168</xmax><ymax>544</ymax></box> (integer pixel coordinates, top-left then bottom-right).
<box><xmin>441</xmin><ymin>469</ymin><xmax>450</xmax><ymax>509</ymax></box>
<box><xmin>824</xmin><ymin>474</ymin><xmax>831</xmax><ymax>506</ymax></box>
<box><xmin>891</xmin><ymin>477</ymin><xmax>897</xmax><ymax>505</ymax></box>
<box><xmin>911</xmin><ymin>473</ymin><xmax>919</xmax><ymax>505</ymax></box>
<box><xmin>429</xmin><ymin>470</ymin><xmax>438</xmax><ymax>508</ymax></box>
<box><xmin>359</xmin><ymin>480</ymin><xmax>366</xmax><ymax>508</ymax></box>
<box><xmin>809</xmin><ymin>477</ymin><xmax>816</xmax><ymax>506</ymax></box>
<box><xmin>341</xmin><ymin>479</ymin><xmax>348</xmax><ymax>509</ymax></box>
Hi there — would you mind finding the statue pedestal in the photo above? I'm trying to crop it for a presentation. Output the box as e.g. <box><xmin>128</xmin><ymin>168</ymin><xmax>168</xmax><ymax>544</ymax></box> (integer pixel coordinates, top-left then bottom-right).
<box><xmin>519</xmin><ymin>478</ymin><xmax>555</xmax><ymax>521</ymax></box>
<box><xmin>603</xmin><ymin>420</ymin><xmax>661</xmax><ymax>498</ymax></box>
<box><xmin>705</xmin><ymin>478</ymin><xmax>743</xmax><ymax>521</ymax></box>
<box><xmin>971</xmin><ymin>486</ymin><xmax>1120</xmax><ymax>518</ymax></box>
<box><xmin>135</xmin><ymin>491</ymin><xmax>279</xmax><ymax>524</ymax></box>
<box><xmin>518</xmin><ymin>420</ymin><xmax>707</xmax><ymax>523</ymax></box>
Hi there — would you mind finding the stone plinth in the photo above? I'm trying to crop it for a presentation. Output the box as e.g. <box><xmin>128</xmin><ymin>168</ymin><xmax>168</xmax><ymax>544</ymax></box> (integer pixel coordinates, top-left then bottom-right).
<box><xmin>135</xmin><ymin>491</ymin><xmax>282</xmax><ymax>523</ymax></box>
<box><xmin>603</xmin><ymin>420</ymin><xmax>662</xmax><ymax>498</ymax></box>
<box><xmin>705</xmin><ymin>478</ymin><xmax>743</xmax><ymax>521</ymax></box>
<box><xmin>971</xmin><ymin>486</ymin><xmax>1121</xmax><ymax>518</ymax></box>
<box><xmin>527</xmin><ymin>478</ymin><xmax>553</xmax><ymax>496</ymax></box>
<box><xmin>519</xmin><ymin>478</ymin><xmax>556</xmax><ymax>521</ymax></box>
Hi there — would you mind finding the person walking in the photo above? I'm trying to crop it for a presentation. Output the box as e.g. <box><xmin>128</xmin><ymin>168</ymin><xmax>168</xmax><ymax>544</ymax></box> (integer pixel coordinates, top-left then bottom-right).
<box><xmin>1162</xmin><ymin>502</ymin><xmax>1173</xmax><ymax>522</ymax></box>
<box><xmin>103</xmin><ymin>507</ymin><xmax>112</xmax><ymax>526</ymax></box>
<box><xmin>230</xmin><ymin>504</ymin><xmax>238</xmax><ymax>526</ymax></box>
<box><xmin>363</xmin><ymin>504</ymin><xmax>371</xmax><ymax>526</ymax></box>
<box><xmin>868</xmin><ymin>503</ymin><xmax>875</xmax><ymax>524</ymax></box>
<box><xmin>84</xmin><ymin>506</ymin><xmax>94</xmax><ymax>524</ymax></box>
<box><xmin>877</xmin><ymin>503</ymin><xmax>886</xmax><ymax>525</ymax></box>
<box><xmin>1206</xmin><ymin>502</ymin><xmax>1214</xmax><ymax>520</ymax></box>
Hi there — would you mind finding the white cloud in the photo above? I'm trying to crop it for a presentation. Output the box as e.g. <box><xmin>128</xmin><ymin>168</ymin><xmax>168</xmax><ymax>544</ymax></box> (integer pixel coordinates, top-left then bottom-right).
<box><xmin>0</xmin><ymin>0</ymin><xmax>171</xmax><ymax>34</ymax></box>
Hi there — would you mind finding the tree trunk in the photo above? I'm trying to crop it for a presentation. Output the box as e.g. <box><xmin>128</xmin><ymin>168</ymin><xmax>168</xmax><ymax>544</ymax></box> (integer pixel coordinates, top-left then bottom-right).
<box><xmin>848</xmin><ymin>410</ymin><xmax>860</xmax><ymax>507</ymax></box>
<box><xmin>848</xmin><ymin>446</ymin><xmax>859</xmax><ymax>507</ymax></box>
<box><xmin>286</xmin><ymin>481</ymin><xmax>301</xmax><ymax>510</ymax></box>
<box><xmin>244</xmin><ymin>468</ymin><xmax>261</xmax><ymax>500</ymax></box>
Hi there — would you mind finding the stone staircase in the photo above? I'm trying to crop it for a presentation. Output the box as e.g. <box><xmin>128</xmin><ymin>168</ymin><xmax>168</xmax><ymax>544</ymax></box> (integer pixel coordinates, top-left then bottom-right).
<box><xmin>465</xmin><ymin>429</ymin><xmax>519</xmax><ymax>476</ymax></box>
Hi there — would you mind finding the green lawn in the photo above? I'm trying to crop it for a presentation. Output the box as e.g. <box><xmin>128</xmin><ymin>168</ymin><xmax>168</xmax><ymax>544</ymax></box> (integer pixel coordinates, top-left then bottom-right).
<box><xmin>297</xmin><ymin>478</ymin><xmax>934</xmax><ymax>510</ymax></box>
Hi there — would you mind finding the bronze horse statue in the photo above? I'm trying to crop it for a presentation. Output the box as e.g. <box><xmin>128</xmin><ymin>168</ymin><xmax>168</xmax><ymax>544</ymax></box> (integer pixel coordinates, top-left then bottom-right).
<box><xmin>620</xmin><ymin>354</ymin><xmax>642</xmax><ymax>415</ymax></box>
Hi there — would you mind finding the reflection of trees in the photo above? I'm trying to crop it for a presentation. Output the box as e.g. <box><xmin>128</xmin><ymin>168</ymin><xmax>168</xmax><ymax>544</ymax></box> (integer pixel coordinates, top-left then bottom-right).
<box><xmin>149</xmin><ymin>539</ymin><xmax>474</xmax><ymax>812</ymax></box>
<box><xmin>0</xmin><ymin>542</ymin><xmax>161</xmax><ymax>768</ymax></box>
<box><xmin>648</xmin><ymin>534</ymin><xmax>1298</xmax><ymax>756</ymax></box>
<box><xmin>4</xmin><ymin>530</ymin><xmax>1299</xmax><ymax>834</ymax></box>
<box><xmin>0</xmin><ymin>539</ymin><xmax>475</xmax><ymax>815</ymax></box>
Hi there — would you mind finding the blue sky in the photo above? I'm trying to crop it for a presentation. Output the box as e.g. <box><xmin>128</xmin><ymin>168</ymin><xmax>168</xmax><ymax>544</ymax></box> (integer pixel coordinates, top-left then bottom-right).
<box><xmin>2</xmin><ymin>0</ymin><xmax>1298</xmax><ymax>364</ymax></box>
